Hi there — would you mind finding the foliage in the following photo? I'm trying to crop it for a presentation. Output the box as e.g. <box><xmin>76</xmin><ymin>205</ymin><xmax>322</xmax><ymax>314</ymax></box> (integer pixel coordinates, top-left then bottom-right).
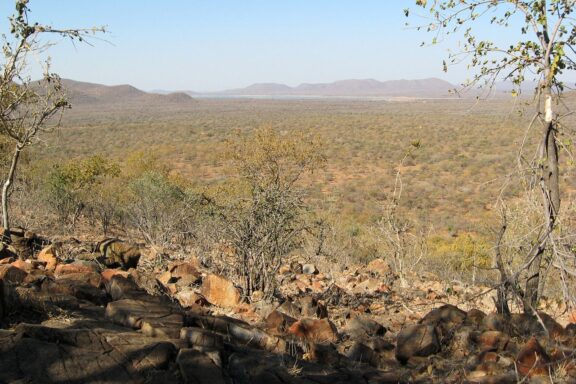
<box><xmin>428</xmin><ymin>234</ymin><xmax>492</xmax><ymax>273</ymax></box>
<box><xmin>408</xmin><ymin>0</ymin><xmax>576</xmax><ymax>312</ymax></box>
<box><xmin>0</xmin><ymin>0</ymin><xmax>103</xmax><ymax>236</ymax></box>
<box><xmin>222</xmin><ymin>126</ymin><xmax>326</xmax><ymax>298</ymax></box>
<box><xmin>45</xmin><ymin>155</ymin><xmax>120</xmax><ymax>225</ymax></box>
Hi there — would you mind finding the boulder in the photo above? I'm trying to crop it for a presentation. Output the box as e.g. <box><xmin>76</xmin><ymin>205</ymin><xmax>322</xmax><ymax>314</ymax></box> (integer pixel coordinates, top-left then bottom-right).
<box><xmin>396</xmin><ymin>324</ymin><xmax>440</xmax><ymax>363</ymax></box>
<box><xmin>200</xmin><ymin>274</ymin><xmax>241</xmax><ymax>308</ymax></box>
<box><xmin>175</xmin><ymin>290</ymin><xmax>208</xmax><ymax>308</ymax></box>
<box><xmin>0</xmin><ymin>265</ymin><xmax>27</xmax><ymax>284</ymax></box>
<box><xmin>516</xmin><ymin>337</ymin><xmax>550</xmax><ymax>377</ymax></box>
<box><xmin>302</xmin><ymin>264</ymin><xmax>318</xmax><ymax>275</ymax></box>
<box><xmin>366</xmin><ymin>258</ymin><xmax>392</xmax><ymax>277</ymax></box>
<box><xmin>287</xmin><ymin>318</ymin><xmax>338</xmax><ymax>343</ymax></box>
<box><xmin>265</xmin><ymin>310</ymin><xmax>296</xmax><ymax>336</ymax></box>
<box><xmin>176</xmin><ymin>349</ymin><xmax>227</xmax><ymax>384</ymax></box>
<box><xmin>344</xmin><ymin>316</ymin><xmax>386</xmax><ymax>339</ymax></box>
<box><xmin>37</xmin><ymin>245</ymin><xmax>58</xmax><ymax>272</ymax></box>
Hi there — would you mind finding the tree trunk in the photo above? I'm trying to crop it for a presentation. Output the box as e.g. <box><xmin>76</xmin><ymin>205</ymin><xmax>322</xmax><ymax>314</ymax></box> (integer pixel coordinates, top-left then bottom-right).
<box><xmin>1</xmin><ymin>144</ymin><xmax>21</xmax><ymax>243</ymax></box>
<box><xmin>523</xmin><ymin>92</ymin><xmax>560</xmax><ymax>313</ymax></box>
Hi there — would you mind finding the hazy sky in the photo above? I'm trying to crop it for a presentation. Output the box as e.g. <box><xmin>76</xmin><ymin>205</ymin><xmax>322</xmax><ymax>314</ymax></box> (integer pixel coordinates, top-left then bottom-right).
<box><xmin>0</xmin><ymin>1</ymin><xmax>524</xmax><ymax>92</ymax></box>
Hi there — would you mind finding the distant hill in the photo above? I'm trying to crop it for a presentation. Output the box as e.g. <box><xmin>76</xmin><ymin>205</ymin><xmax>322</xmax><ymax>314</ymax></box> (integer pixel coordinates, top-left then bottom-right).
<box><xmin>61</xmin><ymin>79</ymin><xmax>196</xmax><ymax>106</ymax></box>
<box><xmin>216</xmin><ymin>78</ymin><xmax>455</xmax><ymax>97</ymax></box>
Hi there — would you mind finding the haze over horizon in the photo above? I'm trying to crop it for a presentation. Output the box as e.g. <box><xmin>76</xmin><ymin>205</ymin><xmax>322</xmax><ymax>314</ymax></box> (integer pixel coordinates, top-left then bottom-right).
<box><xmin>0</xmin><ymin>1</ymin><xmax>553</xmax><ymax>92</ymax></box>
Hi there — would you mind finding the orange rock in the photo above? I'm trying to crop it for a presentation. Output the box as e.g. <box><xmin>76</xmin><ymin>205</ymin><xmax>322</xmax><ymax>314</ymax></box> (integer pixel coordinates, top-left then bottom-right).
<box><xmin>516</xmin><ymin>337</ymin><xmax>551</xmax><ymax>377</ymax></box>
<box><xmin>170</xmin><ymin>262</ymin><xmax>200</xmax><ymax>286</ymax></box>
<box><xmin>56</xmin><ymin>272</ymin><xmax>102</xmax><ymax>288</ymax></box>
<box><xmin>366</xmin><ymin>258</ymin><xmax>391</xmax><ymax>276</ymax></box>
<box><xmin>475</xmin><ymin>330</ymin><xmax>509</xmax><ymax>352</ymax></box>
<box><xmin>157</xmin><ymin>270</ymin><xmax>173</xmax><ymax>287</ymax></box>
<box><xmin>37</xmin><ymin>246</ymin><xmax>58</xmax><ymax>272</ymax></box>
<box><xmin>200</xmin><ymin>274</ymin><xmax>241</xmax><ymax>308</ymax></box>
<box><xmin>55</xmin><ymin>263</ymin><xmax>97</xmax><ymax>276</ymax></box>
<box><xmin>175</xmin><ymin>290</ymin><xmax>207</xmax><ymax>308</ymax></box>
<box><xmin>0</xmin><ymin>264</ymin><xmax>28</xmax><ymax>284</ymax></box>
<box><xmin>287</xmin><ymin>318</ymin><xmax>338</xmax><ymax>343</ymax></box>
<box><xmin>101</xmin><ymin>268</ymin><xmax>131</xmax><ymax>282</ymax></box>
<box><xmin>11</xmin><ymin>259</ymin><xmax>35</xmax><ymax>273</ymax></box>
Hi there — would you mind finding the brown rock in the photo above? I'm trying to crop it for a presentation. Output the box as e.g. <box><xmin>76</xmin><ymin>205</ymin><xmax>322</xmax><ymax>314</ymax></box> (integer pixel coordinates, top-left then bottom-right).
<box><xmin>516</xmin><ymin>337</ymin><xmax>551</xmax><ymax>377</ymax></box>
<box><xmin>420</xmin><ymin>304</ymin><xmax>467</xmax><ymax>328</ymax></box>
<box><xmin>177</xmin><ymin>349</ymin><xmax>226</xmax><ymax>384</ymax></box>
<box><xmin>170</xmin><ymin>262</ymin><xmax>200</xmax><ymax>286</ymax></box>
<box><xmin>101</xmin><ymin>268</ymin><xmax>131</xmax><ymax>282</ymax></box>
<box><xmin>200</xmin><ymin>274</ymin><xmax>241</xmax><ymax>308</ymax></box>
<box><xmin>37</xmin><ymin>245</ymin><xmax>58</xmax><ymax>272</ymax></box>
<box><xmin>180</xmin><ymin>327</ymin><xmax>224</xmax><ymax>348</ymax></box>
<box><xmin>287</xmin><ymin>318</ymin><xmax>338</xmax><ymax>343</ymax></box>
<box><xmin>175</xmin><ymin>290</ymin><xmax>208</xmax><ymax>308</ymax></box>
<box><xmin>346</xmin><ymin>341</ymin><xmax>380</xmax><ymax>367</ymax></box>
<box><xmin>56</xmin><ymin>271</ymin><xmax>102</xmax><ymax>288</ymax></box>
<box><xmin>396</xmin><ymin>324</ymin><xmax>440</xmax><ymax>363</ymax></box>
<box><xmin>475</xmin><ymin>330</ymin><xmax>510</xmax><ymax>352</ymax></box>
<box><xmin>265</xmin><ymin>310</ymin><xmax>296</xmax><ymax>336</ymax></box>
<box><xmin>55</xmin><ymin>262</ymin><xmax>98</xmax><ymax>277</ymax></box>
<box><xmin>0</xmin><ymin>264</ymin><xmax>27</xmax><ymax>284</ymax></box>
<box><xmin>344</xmin><ymin>316</ymin><xmax>386</xmax><ymax>339</ymax></box>
<box><xmin>366</xmin><ymin>258</ymin><xmax>392</xmax><ymax>276</ymax></box>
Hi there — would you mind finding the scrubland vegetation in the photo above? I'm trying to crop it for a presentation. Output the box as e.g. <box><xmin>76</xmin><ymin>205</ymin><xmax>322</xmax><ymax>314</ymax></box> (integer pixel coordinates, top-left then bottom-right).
<box><xmin>3</xmin><ymin>95</ymin><xmax>575</xmax><ymax>297</ymax></box>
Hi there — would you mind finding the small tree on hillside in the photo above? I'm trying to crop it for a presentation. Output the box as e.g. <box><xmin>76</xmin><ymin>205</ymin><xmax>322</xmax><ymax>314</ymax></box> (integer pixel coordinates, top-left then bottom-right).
<box><xmin>224</xmin><ymin>127</ymin><xmax>326</xmax><ymax>299</ymax></box>
<box><xmin>407</xmin><ymin>0</ymin><xmax>576</xmax><ymax>313</ymax></box>
<box><xmin>0</xmin><ymin>0</ymin><xmax>103</xmax><ymax>242</ymax></box>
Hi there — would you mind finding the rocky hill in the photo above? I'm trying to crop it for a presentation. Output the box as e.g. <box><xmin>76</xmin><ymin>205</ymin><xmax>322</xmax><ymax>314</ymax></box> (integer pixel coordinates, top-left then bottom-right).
<box><xmin>220</xmin><ymin>78</ymin><xmax>455</xmax><ymax>98</ymax></box>
<box><xmin>61</xmin><ymin>79</ymin><xmax>196</xmax><ymax>106</ymax></box>
<box><xmin>0</xmin><ymin>227</ymin><xmax>574</xmax><ymax>383</ymax></box>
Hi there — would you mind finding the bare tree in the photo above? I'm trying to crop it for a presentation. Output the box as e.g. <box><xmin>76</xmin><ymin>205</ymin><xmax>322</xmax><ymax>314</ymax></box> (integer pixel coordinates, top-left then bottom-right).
<box><xmin>407</xmin><ymin>0</ymin><xmax>576</xmax><ymax>313</ymax></box>
<box><xmin>0</xmin><ymin>0</ymin><xmax>103</xmax><ymax>242</ymax></box>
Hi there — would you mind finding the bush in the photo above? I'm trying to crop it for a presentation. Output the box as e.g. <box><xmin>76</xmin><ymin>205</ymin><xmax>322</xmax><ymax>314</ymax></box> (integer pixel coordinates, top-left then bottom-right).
<box><xmin>221</xmin><ymin>126</ymin><xmax>325</xmax><ymax>298</ymax></box>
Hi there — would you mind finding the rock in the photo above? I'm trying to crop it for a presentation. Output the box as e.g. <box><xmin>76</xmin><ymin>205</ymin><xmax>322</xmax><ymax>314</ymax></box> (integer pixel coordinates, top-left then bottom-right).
<box><xmin>420</xmin><ymin>304</ymin><xmax>467</xmax><ymax>329</ymax></box>
<box><xmin>265</xmin><ymin>310</ymin><xmax>296</xmax><ymax>336</ymax></box>
<box><xmin>466</xmin><ymin>308</ymin><xmax>486</xmax><ymax>326</ymax></box>
<box><xmin>396</xmin><ymin>324</ymin><xmax>440</xmax><ymax>363</ymax></box>
<box><xmin>200</xmin><ymin>274</ymin><xmax>241</xmax><ymax>308</ymax></box>
<box><xmin>175</xmin><ymin>290</ymin><xmax>208</xmax><ymax>308</ymax></box>
<box><xmin>0</xmin><ymin>324</ymin><xmax>177</xmax><ymax>383</ymax></box>
<box><xmin>516</xmin><ymin>337</ymin><xmax>551</xmax><ymax>377</ymax></box>
<box><xmin>105</xmin><ymin>298</ymin><xmax>183</xmax><ymax>333</ymax></box>
<box><xmin>343</xmin><ymin>316</ymin><xmax>386</xmax><ymax>339</ymax></box>
<box><xmin>366</xmin><ymin>258</ymin><xmax>392</xmax><ymax>277</ymax></box>
<box><xmin>307</xmin><ymin>342</ymin><xmax>341</xmax><ymax>366</ymax></box>
<box><xmin>0</xmin><ymin>265</ymin><xmax>27</xmax><ymax>284</ymax></box>
<box><xmin>298</xmin><ymin>296</ymin><xmax>328</xmax><ymax>319</ymax></box>
<box><xmin>302</xmin><ymin>263</ymin><xmax>318</xmax><ymax>275</ymax></box>
<box><xmin>176</xmin><ymin>349</ymin><xmax>227</xmax><ymax>384</ymax></box>
<box><xmin>101</xmin><ymin>268</ymin><xmax>130</xmax><ymax>282</ymax></box>
<box><xmin>0</xmin><ymin>242</ymin><xmax>18</xmax><ymax>260</ymax></box>
<box><xmin>170</xmin><ymin>262</ymin><xmax>201</xmax><ymax>286</ymax></box>
<box><xmin>482</xmin><ymin>313</ymin><xmax>511</xmax><ymax>333</ymax></box>
<box><xmin>37</xmin><ymin>245</ymin><xmax>58</xmax><ymax>272</ymax></box>
<box><xmin>287</xmin><ymin>318</ymin><xmax>338</xmax><ymax>343</ymax></box>
<box><xmin>55</xmin><ymin>262</ymin><xmax>98</xmax><ymax>277</ymax></box>
<box><xmin>180</xmin><ymin>327</ymin><xmax>224</xmax><ymax>348</ymax></box>
<box><xmin>56</xmin><ymin>271</ymin><xmax>102</xmax><ymax>288</ymax></box>
<box><xmin>474</xmin><ymin>330</ymin><xmax>510</xmax><ymax>352</ymax></box>
<box><xmin>96</xmin><ymin>238</ymin><xmax>141</xmax><ymax>270</ymax></box>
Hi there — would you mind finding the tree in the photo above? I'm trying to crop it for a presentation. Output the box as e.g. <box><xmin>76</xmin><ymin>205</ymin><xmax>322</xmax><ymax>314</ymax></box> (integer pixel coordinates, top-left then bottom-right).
<box><xmin>407</xmin><ymin>0</ymin><xmax>576</xmax><ymax>313</ymax></box>
<box><xmin>223</xmin><ymin>127</ymin><xmax>325</xmax><ymax>299</ymax></box>
<box><xmin>0</xmin><ymin>0</ymin><xmax>103</xmax><ymax>242</ymax></box>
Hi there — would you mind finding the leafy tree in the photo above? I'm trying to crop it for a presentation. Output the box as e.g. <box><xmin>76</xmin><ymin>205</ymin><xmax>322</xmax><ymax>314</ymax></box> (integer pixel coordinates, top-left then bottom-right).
<box><xmin>0</xmin><ymin>0</ymin><xmax>103</xmax><ymax>241</ymax></box>
<box><xmin>407</xmin><ymin>0</ymin><xmax>576</xmax><ymax>312</ymax></box>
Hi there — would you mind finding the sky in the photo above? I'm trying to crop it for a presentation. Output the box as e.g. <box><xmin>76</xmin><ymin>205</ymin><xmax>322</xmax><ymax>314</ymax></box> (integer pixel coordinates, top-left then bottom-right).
<box><xmin>0</xmin><ymin>1</ymin><xmax>526</xmax><ymax>92</ymax></box>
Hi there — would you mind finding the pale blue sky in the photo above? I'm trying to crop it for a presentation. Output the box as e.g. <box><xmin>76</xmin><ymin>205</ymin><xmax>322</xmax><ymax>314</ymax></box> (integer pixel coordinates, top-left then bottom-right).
<box><xmin>0</xmin><ymin>1</ymin><xmax>525</xmax><ymax>92</ymax></box>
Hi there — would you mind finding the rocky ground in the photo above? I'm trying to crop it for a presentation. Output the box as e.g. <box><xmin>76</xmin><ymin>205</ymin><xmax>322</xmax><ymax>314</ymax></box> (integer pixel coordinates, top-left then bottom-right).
<box><xmin>1</xmin><ymin>228</ymin><xmax>575</xmax><ymax>383</ymax></box>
